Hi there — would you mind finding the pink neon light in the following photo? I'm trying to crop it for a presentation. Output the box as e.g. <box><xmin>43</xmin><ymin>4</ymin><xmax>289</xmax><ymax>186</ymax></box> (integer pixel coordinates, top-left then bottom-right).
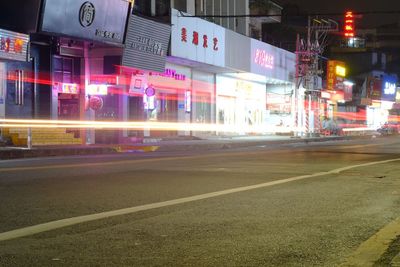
<box><xmin>254</xmin><ymin>49</ymin><xmax>274</xmax><ymax>69</ymax></box>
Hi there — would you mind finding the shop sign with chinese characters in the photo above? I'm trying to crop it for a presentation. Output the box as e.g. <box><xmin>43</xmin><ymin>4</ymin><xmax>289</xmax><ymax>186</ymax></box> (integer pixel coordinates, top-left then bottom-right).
<box><xmin>40</xmin><ymin>0</ymin><xmax>128</xmax><ymax>44</ymax></box>
<box><xmin>327</xmin><ymin>60</ymin><xmax>346</xmax><ymax>90</ymax></box>
<box><xmin>344</xmin><ymin>11</ymin><xmax>355</xmax><ymax>38</ymax></box>
<box><xmin>0</xmin><ymin>29</ymin><xmax>29</xmax><ymax>62</ymax></box>
<box><xmin>171</xmin><ymin>9</ymin><xmax>225</xmax><ymax>67</ymax></box>
<box><xmin>254</xmin><ymin>49</ymin><xmax>274</xmax><ymax>69</ymax></box>
<box><xmin>250</xmin><ymin>39</ymin><xmax>284</xmax><ymax>77</ymax></box>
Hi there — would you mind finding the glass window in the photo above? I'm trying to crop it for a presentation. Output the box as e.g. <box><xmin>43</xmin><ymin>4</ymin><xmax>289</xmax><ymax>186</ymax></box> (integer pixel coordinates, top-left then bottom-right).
<box><xmin>133</xmin><ymin>0</ymin><xmax>152</xmax><ymax>16</ymax></box>
<box><xmin>173</xmin><ymin>0</ymin><xmax>187</xmax><ymax>12</ymax></box>
<box><xmin>156</xmin><ymin>0</ymin><xmax>170</xmax><ymax>16</ymax></box>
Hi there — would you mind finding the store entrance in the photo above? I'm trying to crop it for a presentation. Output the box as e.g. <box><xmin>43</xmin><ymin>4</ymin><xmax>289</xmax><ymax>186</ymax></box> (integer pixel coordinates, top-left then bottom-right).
<box><xmin>152</xmin><ymin>93</ymin><xmax>178</xmax><ymax>137</ymax></box>
<box><xmin>58</xmin><ymin>93</ymin><xmax>79</xmax><ymax>119</ymax></box>
<box><xmin>128</xmin><ymin>96</ymin><xmax>144</xmax><ymax>138</ymax></box>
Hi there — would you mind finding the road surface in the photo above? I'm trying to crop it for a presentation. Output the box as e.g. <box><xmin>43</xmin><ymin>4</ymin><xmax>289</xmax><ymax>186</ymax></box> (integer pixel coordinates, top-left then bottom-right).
<box><xmin>0</xmin><ymin>137</ymin><xmax>399</xmax><ymax>266</ymax></box>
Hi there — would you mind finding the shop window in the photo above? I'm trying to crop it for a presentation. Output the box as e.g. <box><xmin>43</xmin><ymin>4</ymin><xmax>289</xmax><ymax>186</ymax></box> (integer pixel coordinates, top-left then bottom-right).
<box><xmin>172</xmin><ymin>0</ymin><xmax>186</xmax><ymax>12</ymax></box>
<box><xmin>133</xmin><ymin>0</ymin><xmax>152</xmax><ymax>16</ymax></box>
<box><xmin>104</xmin><ymin>56</ymin><xmax>121</xmax><ymax>75</ymax></box>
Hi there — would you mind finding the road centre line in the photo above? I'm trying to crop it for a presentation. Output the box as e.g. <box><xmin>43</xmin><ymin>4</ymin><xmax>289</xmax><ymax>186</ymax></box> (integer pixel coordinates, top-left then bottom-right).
<box><xmin>0</xmin><ymin>157</ymin><xmax>399</xmax><ymax>242</ymax></box>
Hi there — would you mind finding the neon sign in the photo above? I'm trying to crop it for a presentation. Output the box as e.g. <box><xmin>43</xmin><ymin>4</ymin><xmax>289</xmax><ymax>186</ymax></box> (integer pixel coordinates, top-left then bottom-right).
<box><xmin>254</xmin><ymin>49</ymin><xmax>274</xmax><ymax>69</ymax></box>
<box><xmin>344</xmin><ymin>11</ymin><xmax>355</xmax><ymax>38</ymax></box>
<box><xmin>87</xmin><ymin>84</ymin><xmax>108</xmax><ymax>95</ymax></box>
<box><xmin>61</xmin><ymin>83</ymin><xmax>79</xmax><ymax>94</ymax></box>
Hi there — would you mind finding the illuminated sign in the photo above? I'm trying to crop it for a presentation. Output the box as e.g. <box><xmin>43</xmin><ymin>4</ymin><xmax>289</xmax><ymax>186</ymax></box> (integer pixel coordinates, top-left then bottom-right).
<box><xmin>321</xmin><ymin>91</ymin><xmax>331</xmax><ymax>99</ymax></box>
<box><xmin>254</xmin><ymin>49</ymin><xmax>274</xmax><ymax>69</ymax></box>
<box><xmin>61</xmin><ymin>83</ymin><xmax>79</xmax><ymax>94</ymax></box>
<box><xmin>145</xmin><ymin>86</ymin><xmax>155</xmax><ymax>97</ymax></box>
<box><xmin>185</xmin><ymin>90</ymin><xmax>191</xmax><ymax>113</ymax></box>
<box><xmin>87</xmin><ymin>84</ymin><xmax>108</xmax><ymax>95</ymax></box>
<box><xmin>0</xmin><ymin>29</ymin><xmax>29</xmax><ymax>62</ymax></box>
<box><xmin>90</xmin><ymin>74</ymin><xmax>117</xmax><ymax>85</ymax></box>
<box><xmin>344</xmin><ymin>11</ymin><xmax>355</xmax><ymax>38</ymax></box>
<box><xmin>381</xmin><ymin>75</ymin><xmax>397</xmax><ymax>101</ymax></box>
<box><xmin>327</xmin><ymin>60</ymin><xmax>346</xmax><ymax>90</ymax></box>
<box><xmin>156</xmin><ymin>68</ymin><xmax>186</xmax><ymax>81</ymax></box>
<box><xmin>384</xmin><ymin>82</ymin><xmax>396</xmax><ymax>95</ymax></box>
<box><xmin>396</xmin><ymin>88</ymin><xmax>400</xmax><ymax>103</ymax></box>
<box><xmin>335</xmin><ymin>65</ymin><xmax>346</xmax><ymax>77</ymax></box>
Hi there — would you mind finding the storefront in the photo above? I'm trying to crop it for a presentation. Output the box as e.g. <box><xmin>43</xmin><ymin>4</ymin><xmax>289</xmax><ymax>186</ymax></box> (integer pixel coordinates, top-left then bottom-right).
<box><xmin>249</xmin><ymin>39</ymin><xmax>295</xmax><ymax>133</ymax></box>
<box><xmin>123</xmin><ymin>13</ymin><xmax>173</xmax><ymax>138</ymax></box>
<box><xmin>366</xmin><ymin>75</ymin><xmax>398</xmax><ymax>128</ymax></box>
<box><xmin>0</xmin><ymin>29</ymin><xmax>30</xmax><ymax>120</ymax></box>
<box><xmin>216</xmin><ymin>73</ymin><xmax>266</xmax><ymax>134</ymax></box>
<box><xmin>38</xmin><ymin>0</ymin><xmax>129</xmax><ymax>144</ymax></box>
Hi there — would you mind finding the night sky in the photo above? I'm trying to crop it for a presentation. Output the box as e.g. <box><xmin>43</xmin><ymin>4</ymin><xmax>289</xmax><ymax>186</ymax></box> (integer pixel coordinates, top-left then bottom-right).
<box><xmin>278</xmin><ymin>0</ymin><xmax>400</xmax><ymax>28</ymax></box>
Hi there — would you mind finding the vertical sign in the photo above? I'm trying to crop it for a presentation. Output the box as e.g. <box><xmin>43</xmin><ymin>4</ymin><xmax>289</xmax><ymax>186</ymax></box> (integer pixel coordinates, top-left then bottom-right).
<box><xmin>327</xmin><ymin>60</ymin><xmax>346</xmax><ymax>90</ymax></box>
<box><xmin>344</xmin><ymin>11</ymin><xmax>355</xmax><ymax>38</ymax></box>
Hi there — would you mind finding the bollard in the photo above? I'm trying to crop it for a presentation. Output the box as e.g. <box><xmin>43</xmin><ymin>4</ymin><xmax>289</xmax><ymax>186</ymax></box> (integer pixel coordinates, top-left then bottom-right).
<box><xmin>27</xmin><ymin>127</ymin><xmax>32</xmax><ymax>149</ymax></box>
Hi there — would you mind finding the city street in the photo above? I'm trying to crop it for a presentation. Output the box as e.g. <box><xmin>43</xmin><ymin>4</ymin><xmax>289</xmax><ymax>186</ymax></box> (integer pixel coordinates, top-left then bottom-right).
<box><xmin>0</xmin><ymin>137</ymin><xmax>399</xmax><ymax>266</ymax></box>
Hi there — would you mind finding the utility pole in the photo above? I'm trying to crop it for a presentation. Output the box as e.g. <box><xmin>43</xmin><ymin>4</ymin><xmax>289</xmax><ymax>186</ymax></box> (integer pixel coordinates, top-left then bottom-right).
<box><xmin>294</xmin><ymin>16</ymin><xmax>338</xmax><ymax>137</ymax></box>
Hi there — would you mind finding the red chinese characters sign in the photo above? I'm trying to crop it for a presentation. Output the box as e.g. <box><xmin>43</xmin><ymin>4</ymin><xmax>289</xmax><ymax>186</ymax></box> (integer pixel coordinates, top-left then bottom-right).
<box><xmin>172</xmin><ymin>8</ymin><xmax>225</xmax><ymax>67</ymax></box>
<box><xmin>344</xmin><ymin>11</ymin><xmax>355</xmax><ymax>38</ymax></box>
<box><xmin>181</xmin><ymin>27</ymin><xmax>218</xmax><ymax>51</ymax></box>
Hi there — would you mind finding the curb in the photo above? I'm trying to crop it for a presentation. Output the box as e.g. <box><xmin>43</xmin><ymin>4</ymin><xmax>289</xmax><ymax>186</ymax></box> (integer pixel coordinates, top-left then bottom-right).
<box><xmin>0</xmin><ymin>135</ymin><xmax>372</xmax><ymax>160</ymax></box>
<box><xmin>0</xmin><ymin>146</ymin><xmax>118</xmax><ymax>160</ymax></box>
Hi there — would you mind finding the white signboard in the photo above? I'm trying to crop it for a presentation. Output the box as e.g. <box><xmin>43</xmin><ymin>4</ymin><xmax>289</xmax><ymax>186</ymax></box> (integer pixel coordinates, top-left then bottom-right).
<box><xmin>250</xmin><ymin>39</ymin><xmax>295</xmax><ymax>82</ymax></box>
<box><xmin>171</xmin><ymin>9</ymin><xmax>225</xmax><ymax>67</ymax></box>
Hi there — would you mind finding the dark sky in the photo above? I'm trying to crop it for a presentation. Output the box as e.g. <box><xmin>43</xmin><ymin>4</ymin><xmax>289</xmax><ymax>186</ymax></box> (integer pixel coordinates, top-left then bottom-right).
<box><xmin>277</xmin><ymin>0</ymin><xmax>400</xmax><ymax>28</ymax></box>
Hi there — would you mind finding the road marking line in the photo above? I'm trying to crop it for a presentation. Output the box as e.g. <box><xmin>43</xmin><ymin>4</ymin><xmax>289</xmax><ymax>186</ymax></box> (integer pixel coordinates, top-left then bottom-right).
<box><xmin>0</xmin><ymin>157</ymin><xmax>399</xmax><ymax>242</ymax></box>
<box><xmin>340</xmin><ymin>217</ymin><xmax>400</xmax><ymax>267</ymax></box>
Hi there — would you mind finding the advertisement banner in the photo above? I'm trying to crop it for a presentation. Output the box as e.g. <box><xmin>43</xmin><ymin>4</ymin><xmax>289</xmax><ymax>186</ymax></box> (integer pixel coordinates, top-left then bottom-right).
<box><xmin>40</xmin><ymin>0</ymin><xmax>128</xmax><ymax>44</ymax></box>
<box><xmin>123</xmin><ymin>14</ymin><xmax>171</xmax><ymax>73</ymax></box>
<box><xmin>0</xmin><ymin>29</ymin><xmax>29</xmax><ymax>62</ymax></box>
<box><xmin>366</xmin><ymin>76</ymin><xmax>382</xmax><ymax>100</ymax></box>
<box><xmin>171</xmin><ymin>9</ymin><xmax>225</xmax><ymax>67</ymax></box>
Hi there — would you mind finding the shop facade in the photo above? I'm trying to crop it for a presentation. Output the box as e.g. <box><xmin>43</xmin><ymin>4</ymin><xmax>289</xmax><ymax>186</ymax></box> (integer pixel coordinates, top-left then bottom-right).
<box><xmin>361</xmin><ymin>72</ymin><xmax>398</xmax><ymax>129</ymax></box>
<box><xmin>170</xmin><ymin>8</ymin><xmax>296</xmax><ymax>136</ymax></box>
<box><xmin>0</xmin><ymin>28</ymin><xmax>30</xmax><ymax>120</ymax></box>
<box><xmin>42</xmin><ymin>0</ymin><xmax>129</xmax><ymax>144</ymax></box>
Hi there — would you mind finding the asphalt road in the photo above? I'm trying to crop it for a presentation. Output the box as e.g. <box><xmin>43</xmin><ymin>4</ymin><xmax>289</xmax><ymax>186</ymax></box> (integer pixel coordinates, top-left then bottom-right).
<box><xmin>0</xmin><ymin>137</ymin><xmax>399</xmax><ymax>266</ymax></box>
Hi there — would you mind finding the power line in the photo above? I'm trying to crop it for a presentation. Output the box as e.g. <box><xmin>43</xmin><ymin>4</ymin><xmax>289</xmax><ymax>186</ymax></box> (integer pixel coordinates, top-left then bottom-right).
<box><xmin>179</xmin><ymin>10</ymin><xmax>400</xmax><ymax>18</ymax></box>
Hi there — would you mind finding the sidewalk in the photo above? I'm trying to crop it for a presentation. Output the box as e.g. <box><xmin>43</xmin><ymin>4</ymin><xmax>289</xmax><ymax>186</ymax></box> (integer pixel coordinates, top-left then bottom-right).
<box><xmin>0</xmin><ymin>135</ymin><xmax>358</xmax><ymax>160</ymax></box>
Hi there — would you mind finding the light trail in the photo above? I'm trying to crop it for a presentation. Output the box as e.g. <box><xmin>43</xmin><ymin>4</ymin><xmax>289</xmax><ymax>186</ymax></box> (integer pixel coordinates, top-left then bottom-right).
<box><xmin>0</xmin><ymin>119</ymin><xmax>297</xmax><ymax>134</ymax></box>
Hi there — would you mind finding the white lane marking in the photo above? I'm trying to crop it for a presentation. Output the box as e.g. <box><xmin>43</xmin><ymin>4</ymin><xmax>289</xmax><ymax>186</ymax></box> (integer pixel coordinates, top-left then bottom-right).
<box><xmin>340</xmin><ymin>217</ymin><xmax>400</xmax><ymax>267</ymax></box>
<box><xmin>0</xmin><ymin>157</ymin><xmax>399</xmax><ymax>242</ymax></box>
